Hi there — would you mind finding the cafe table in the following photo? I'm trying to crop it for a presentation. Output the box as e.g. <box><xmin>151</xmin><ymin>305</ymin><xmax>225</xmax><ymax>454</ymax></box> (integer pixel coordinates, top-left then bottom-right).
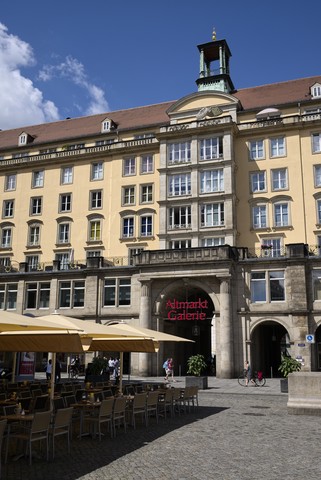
<box><xmin>0</xmin><ymin>412</ymin><xmax>34</xmax><ymax>461</ymax></box>
<box><xmin>71</xmin><ymin>400</ymin><xmax>104</xmax><ymax>437</ymax></box>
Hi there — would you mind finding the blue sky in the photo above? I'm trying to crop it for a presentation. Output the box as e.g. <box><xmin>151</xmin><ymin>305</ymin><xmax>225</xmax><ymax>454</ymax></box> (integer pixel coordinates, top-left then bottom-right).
<box><xmin>1</xmin><ymin>1</ymin><xmax>321</xmax><ymax>130</ymax></box>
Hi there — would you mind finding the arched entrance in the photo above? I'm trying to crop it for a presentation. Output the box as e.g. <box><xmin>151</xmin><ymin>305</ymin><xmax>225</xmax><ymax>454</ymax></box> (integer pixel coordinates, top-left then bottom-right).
<box><xmin>251</xmin><ymin>321</ymin><xmax>289</xmax><ymax>378</ymax></box>
<box><xmin>157</xmin><ymin>281</ymin><xmax>215</xmax><ymax>375</ymax></box>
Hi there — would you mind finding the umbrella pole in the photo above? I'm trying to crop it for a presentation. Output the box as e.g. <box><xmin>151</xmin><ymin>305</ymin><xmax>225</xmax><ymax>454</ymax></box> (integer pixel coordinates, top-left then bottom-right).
<box><xmin>50</xmin><ymin>352</ymin><xmax>56</xmax><ymax>409</ymax></box>
<box><xmin>119</xmin><ymin>351</ymin><xmax>123</xmax><ymax>394</ymax></box>
<box><xmin>11</xmin><ymin>352</ymin><xmax>17</xmax><ymax>383</ymax></box>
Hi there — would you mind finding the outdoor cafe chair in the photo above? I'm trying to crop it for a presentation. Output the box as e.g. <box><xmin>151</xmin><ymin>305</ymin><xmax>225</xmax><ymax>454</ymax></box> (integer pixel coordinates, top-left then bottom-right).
<box><xmin>19</xmin><ymin>390</ymin><xmax>31</xmax><ymax>398</ymax></box>
<box><xmin>7</xmin><ymin>410</ymin><xmax>51</xmax><ymax>465</ymax></box>
<box><xmin>83</xmin><ymin>399</ymin><xmax>114</xmax><ymax>440</ymax></box>
<box><xmin>146</xmin><ymin>391</ymin><xmax>159</xmax><ymax>425</ymax></box>
<box><xmin>19</xmin><ymin>397</ymin><xmax>33</xmax><ymax>413</ymax></box>
<box><xmin>172</xmin><ymin>388</ymin><xmax>182</xmax><ymax>416</ymax></box>
<box><xmin>0</xmin><ymin>419</ymin><xmax>7</xmax><ymax>478</ymax></box>
<box><xmin>63</xmin><ymin>395</ymin><xmax>77</xmax><ymax>408</ymax></box>
<box><xmin>52</xmin><ymin>397</ymin><xmax>65</xmax><ymax>413</ymax></box>
<box><xmin>50</xmin><ymin>407</ymin><xmax>73</xmax><ymax>459</ymax></box>
<box><xmin>31</xmin><ymin>395</ymin><xmax>49</xmax><ymax>413</ymax></box>
<box><xmin>31</xmin><ymin>389</ymin><xmax>42</xmax><ymax>398</ymax></box>
<box><xmin>158</xmin><ymin>389</ymin><xmax>174</xmax><ymax>420</ymax></box>
<box><xmin>101</xmin><ymin>389</ymin><xmax>113</xmax><ymax>399</ymax></box>
<box><xmin>112</xmin><ymin>397</ymin><xmax>127</xmax><ymax>437</ymax></box>
<box><xmin>128</xmin><ymin>392</ymin><xmax>147</xmax><ymax>429</ymax></box>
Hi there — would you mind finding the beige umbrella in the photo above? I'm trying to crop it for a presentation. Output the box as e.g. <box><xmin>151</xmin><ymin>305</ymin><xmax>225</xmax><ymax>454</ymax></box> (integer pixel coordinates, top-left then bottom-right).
<box><xmin>104</xmin><ymin>322</ymin><xmax>194</xmax><ymax>343</ymax></box>
<box><xmin>0</xmin><ymin>310</ymin><xmax>81</xmax><ymax>332</ymax></box>
<box><xmin>85</xmin><ymin>337</ymin><xmax>158</xmax><ymax>353</ymax></box>
<box><xmin>0</xmin><ymin>330</ymin><xmax>84</xmax><ymax>353</ymax></box>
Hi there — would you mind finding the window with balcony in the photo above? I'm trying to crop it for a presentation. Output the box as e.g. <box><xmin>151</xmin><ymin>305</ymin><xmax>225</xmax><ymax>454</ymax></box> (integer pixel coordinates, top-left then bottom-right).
<box><xmin>271</xmin><ymin>169</ymin><xmax>288</xmax><ymax>191</ymax></box>
<box><xmin>0</xmin><ymin>283</ymin><xmax>18</xmax><ymax>310</ymax></box>
<box><xmin>2</xmin><ymin>200</ymin><xmax>14</xmax><ymax>219</ymax></box>
<box><xmin>5</xmin><ymin>174</ymin><xmax>16</xmax><ymax>191</ymax></box>
<box><xmin>59</xmin><ymin>194</ymin><xmax>72</xmax><ymax>213</ymax></box>
<box><xmin>270</xmin><ymin>137</ymin><xmax>285</xmax><ymax>158</ymax></box>
<box><xmin>200</xmin><ymin>136</ymin><xmax>223</xmax><ymax>160</ymax></box>
<box><xmin>260</xmin><ymin>238</ymin><xmax>282</xmax><ymax>257</ymax></box>
<box><xmin>200</xmin><ymin>203</ymin><xmax>224</xmax><ymax>227</ymax></box>
<box><xmin>55</xmin><ymin>252</ymin><xmax>69</xmax><ymax>270</ymax></box>
<box><xmin>250</xmin><ymin>270</ymin><xmax>285</xmax><ymax>303</ymax></box>
<box><xmin>30</xmin><ymin>197</ymin><xmax>42</xmax><ymax>216</ymax></box>
<box><xmin>128</xmin><ymin>247</ymin><xmax>144</xmax><ymax>265</ymax></box>
<box><xmin>168</xmin><ymin>174</ymin><xmax>191</xmax><ymax>196</ymax></box>
<box><xmin>122</xmin><ymin>186</ymin><xmax>135</xmax><ymax>206</ymax></box>
<box><xmin>28</xmin><ymin>225</ymin><xmax>40</xmax><ymax>246</ymax></box>
<box><xmin>26</xmin><ymin>255</ymin><xmax>40</xmax><ymax>271</ymax></box>
<box><xmin>140</xmin><ymin>215</ymin><xmax>153</xmax><ymax>237</ymax></box>
<box><xmin>103</xmin><ymin>278</ymin><xmax>131</xmax><ymax>307</ymax></box>
<box><xmin>123</xmin><ymin>157</ymin><xmax>136</xmax><ymax>176</ymax></box>
<box><xmin>140</xmin><ymin>184</ymin><xmax>153</xmax><ymax>204</ymax></box>
<box><xmin>90</xmin><ymin>190</ymin><xmax>102</xmax><ymax>209</ymax></box>
<box><xmin>91</xmin><ymin>162</ymin><xmax>103</xmax><ymax>180</ymax></box>
<box><xmin>141</xmin><ymin>154</ymin><xmax>154</xmax><ymax>174</ymax></box>
<box><xmin>200</xmin><ymin>169</ymin><xmax>224</xmax><ymax>193</ymax></box>
<box><xmin>122</xmin><ymin>217</ymin><xmax>134</xmax><ymax>238</ymax></box>
<box><xmin>274</xmin><ymin>203</ymin><xmax>289</xmax><ymax>227</ymax></box>
<box><xmin>168</xmin><ymin>206</ymin><xmax>191</xmax><ymax>229</ymax></box>
<box><xmin>201</xmin><ymin>237</ymin><xmax>225</xmax><ymax>247</ymax></box>
<box><xmin>252</xmin><ymin>205</ymin><xmax>267</xmax><ymax>229</ymax></box>
<box><xmin>250</xmin><ymin>171</ymin><xmax>266</xmax><ymax>193</ymax></box>
<box><xmin>168</xmin><ymin>141</ymin><xmax>191</xmax><ymax>165</ymax></box>
<box><xmin>58</xmin><ymin>223</ymin><xmax>70</xmax><ymax>244</ymax></box>
<box><xmin>312</xmin><ymin>133</ymin><xmax>321</xmax><ymax>154</ymax></box>
<box><xmin>249</xmin><ymin>140</ymin><xmax>265</xmax><ymax>160</ymax></box>
<box><xmin>61</xmin><ymin>166</ymin><xmax>73</xmax><ymax>184</ymax></box>
<box><xmin>58</xmin><ymin>280</ymin><xmax>85</xmax><ymax>308</ymax></box>
<box><xmin>32</xmin><ymin>170</ymin><xmax>44</xmax><ymax>188</ymax></box>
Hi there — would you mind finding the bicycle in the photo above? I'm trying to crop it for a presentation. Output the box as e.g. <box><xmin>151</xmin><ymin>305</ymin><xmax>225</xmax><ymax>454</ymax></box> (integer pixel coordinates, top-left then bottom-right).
<box><xmin>238</xmin><ymin>369</ymin><xmax>266</xmax><ymax>387</ymax></box>
<box><xmin>70</xmin><ymin>365</ymin><xmax>79</xmax><ymax>379</ymax></box>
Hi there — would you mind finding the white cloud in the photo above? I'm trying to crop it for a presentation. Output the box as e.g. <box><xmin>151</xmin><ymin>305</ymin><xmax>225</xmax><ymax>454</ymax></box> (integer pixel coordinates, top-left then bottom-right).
<box><xmin>0</xmin><ymin>23</ymin><xmax>60</xmax><ymax>130</ymax></box>
<box><xmin>39</xmin><ymin>55</ymin><xmax>109</xmax><ymax>115</ymax></box>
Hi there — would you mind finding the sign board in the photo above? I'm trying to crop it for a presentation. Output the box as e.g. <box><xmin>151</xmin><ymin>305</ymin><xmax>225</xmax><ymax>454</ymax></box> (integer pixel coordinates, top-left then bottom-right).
<box><xmin>306</xmin><ymin>334</ymin><xmax>315</xmax><ymax>344</ymax></box>
<box><xmin>298</xmin><ymin>343</ymin><xmax>305</xmax><ymax>347</ymax></box>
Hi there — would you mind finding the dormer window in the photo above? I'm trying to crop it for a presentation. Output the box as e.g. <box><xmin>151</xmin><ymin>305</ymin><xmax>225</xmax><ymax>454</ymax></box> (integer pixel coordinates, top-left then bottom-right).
<box><xmin>311</xmin><ymin>83</ymin><xmax>321</xmax><ymax>99</ymax></box>
<box><xmin>19</xmin><ymin>133</ymin><xmax>27</xmax><ymax>146</ymax></box>
<box><xmin>101</xmin><ymin>118</ymin><xmax>116</xmax><ymax>133</ymax></box>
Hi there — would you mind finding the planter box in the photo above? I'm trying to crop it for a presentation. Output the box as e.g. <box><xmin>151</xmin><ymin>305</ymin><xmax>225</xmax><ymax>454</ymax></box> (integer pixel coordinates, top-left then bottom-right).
<box><xmin>280</xmin><ymin>378</ymin><xmax>288</xmax><ymax>393</ymax></box>
<box><xmin>185</xmin><ymin>376</ymin><xmax>208</xmax><ymax>389</ymax></box>
<box><xmin>85</xmin><ymin>374</ymin><xmax>110</xmax><ymax>385</ymax></box>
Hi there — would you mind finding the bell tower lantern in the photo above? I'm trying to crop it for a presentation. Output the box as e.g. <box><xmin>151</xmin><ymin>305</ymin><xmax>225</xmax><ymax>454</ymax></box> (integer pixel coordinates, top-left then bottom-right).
<box><xmin>196</xmin><ymin>30</ymin><xmax>235</xmax><ymax>93</ymax></box>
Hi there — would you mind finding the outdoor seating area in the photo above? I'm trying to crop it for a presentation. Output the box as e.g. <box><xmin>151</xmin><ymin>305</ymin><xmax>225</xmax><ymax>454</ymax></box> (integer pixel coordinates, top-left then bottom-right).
<box><xmin>0</xmin><ymin>378</ymin><xmax>199</xmax><ymax>471</ymax></box>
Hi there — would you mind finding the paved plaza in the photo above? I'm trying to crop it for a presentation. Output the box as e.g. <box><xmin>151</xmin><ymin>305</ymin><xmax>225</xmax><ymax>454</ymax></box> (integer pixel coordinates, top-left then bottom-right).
<box><xmin>3</xmin><ymin>376</ymin><xmax>321</xmax><ymax>480</ymax></box>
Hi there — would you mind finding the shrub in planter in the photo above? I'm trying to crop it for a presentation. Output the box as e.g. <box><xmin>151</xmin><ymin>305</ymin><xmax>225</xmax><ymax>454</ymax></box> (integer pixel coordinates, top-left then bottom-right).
<box><xmin>278</xmin><ymin>355</ymin><xmax>301</xmax><ymax>393</ymax></box>
<box><xmin>186</xmin><ymin>354</ymin><xmax>208</xmax><ymax>389</ymax></box>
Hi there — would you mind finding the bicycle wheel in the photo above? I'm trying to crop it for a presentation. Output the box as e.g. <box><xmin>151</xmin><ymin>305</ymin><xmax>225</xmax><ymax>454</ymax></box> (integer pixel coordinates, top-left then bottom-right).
<box><xmin>238</xmin><ymin>375</ymin><xmax>247</xmax><ymax>386</ymax></box>
<box><xmin>255</xmin><ymin>376</ymin><xmax>266</xmax><ymax>387</ymax></box>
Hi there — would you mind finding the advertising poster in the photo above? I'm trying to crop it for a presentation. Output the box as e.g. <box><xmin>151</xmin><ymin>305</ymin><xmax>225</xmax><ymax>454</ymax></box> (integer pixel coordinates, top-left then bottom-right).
<box><xmin>18</xmin><ymin>352</ymin><xmax>35</xmax><ymax>377</ymax></box>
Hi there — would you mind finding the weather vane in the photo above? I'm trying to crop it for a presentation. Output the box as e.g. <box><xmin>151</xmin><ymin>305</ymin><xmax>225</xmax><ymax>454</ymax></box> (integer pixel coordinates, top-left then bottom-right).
<box><xmin>212</xmin><ymin>27</ymin><xmax>216</xmax><ymax>41</ymax></box>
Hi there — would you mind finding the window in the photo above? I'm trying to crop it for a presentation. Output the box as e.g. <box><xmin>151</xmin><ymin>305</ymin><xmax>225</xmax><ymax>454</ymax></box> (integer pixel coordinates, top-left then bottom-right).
<box><xmin>32</xmin><ymin>170</ymin><xmax>44</xmax><ymax>188</ymax></box>
<box><xmin>168</xmin><ymin>206</ymin><xmax>191</xmax><ymax>229</ymax></box>
<box><xmin>140</xmin><ymin>184</ymin><xmax>153</xmax><ymax>203</ymax></box>
<box><xmin>270</xmin><ymin>137</ymin><xmax>285</xmax><ymax>158</ymax></box>
<box><xmin>89</xmin><ymin>219</ymin><xmax>101</xmax><ymax>241</ymax></box>
<box><xmin>141</xmin><ymin>154</ymin><xmax>154</xmax><ymax>174</ymax></box>
<box><xmin>19</xmin><ymin>133</ymin><xmax>27</xmax><ymax>145</ymax></box>
<box><xmin>250</xmin><ymin>171</ymin><xmax>266</xmax><ymax>193</ymax></box>
<box><xmin>201</xmin><ymin>237</ymin><xmax>225</xmax><ymax>246</ymax></box>
<box><xmin>168</xmin><ymin>174</ymin><xmax>191</xmax><ymax>196</ymax></box>
<box><xmin>169</xmin><ymin>239</ymin><xmax>191</xmax><ymax>249</ymax></box>
<box><xmin>61</xmin><ymin>167</ymin><xmax>73</xmax><ymax>184</ymax></box>
<box><xmin>103</xmin><ymin>278</ymin><xmax>131</xmax><ymax>307</ymax></box>
<box><xmin>200</xmin><ymin>137</ymin><xmax>223</xmax><ymax>160</ymax></box>
<box><xmin>128</xmin><ymin>247</ymin><xmax>144</xmax><ymax>265</ymax></box>
<box><xmin>261</xmin><ymin>238</ymin><xmax>282</xmax><ymax>257</ymax></box>
<box><xmin>1</xmin><ymin>227</ymin><xmax>12</xmax><ymax>248</ymax></box>
<box><xmin>252</xmin><ymin>205</ymin><xmax>267</xmax><ymax>229</ymax></box>
<box><xmin>28</xmin><ymin>225</ymin><xmax>40</xmax><ymax>246</ymax></box>
<box><xmin>312</xmin><ymin>133</ymin><xmax>321</xmax><ymax>153</ymax></box>
<box><xmin>91</xmin><ymin>162</ymin><xmax>103</xmax><ymax>180</ymax></box>
<box><xmin>123</xmin><ymin>157</ymin><xmax>136</xmax><ymax>176</ymax></box>
<box><xmin>140</xmin><ymin>215</ymin><xmax>152</xmax><ymax>237</ymax></box>
<box><xmin>55</xmin><ymin>253</ymin><xmax>69</xmax><ymax>270</ymax></box>
<box><xmin>168</xmin><ymin>141</ymin><xmax>191</xmax><ymax>164</ymax></box>
<box><xmin>274</xmin><ymin>203</ymin><xmax>289</xmax><ymax>227</ymax></box>
<box><xmin>26</xmin><ymin>255</ymin><xmax>39</xmax><ymax>271</ymax></box>
<box><xmin>271</xmin><ymin>169</ymin><xmax>288</xmax><ymax>191</ymax></box>
<box><xmin>200</xmin><ymin>169</ymin><xmax>224</xmax><ymax>193</ymax></box>
<box><xmin>0</xmin><ymin>283</ymin><xmax>18</xmax><ymax>310</ymax></box>
<box><xmin>86</xmin><ymin>250</ymin><xmax>101</xmax><ymax>258</ymax></box>
<box><xmin>317</xmin><ymin>199</ymin><xmax>321</xmax><ymax>224</ymax></box>
<box><xmin>3</xmin><ymin>200</ymin><xmax>14</xmax><ymax>218</ymax></box>
<box><xmin>122</xmin><ymin>217</ymin><xmax>134</xmax><ymax>238</ymax></box>
<box><xmin>90</xmin><ymin>190</ymin><xmax>102</xmax><ymax>209</ymax></box>
<box><xmin>101</xmin><ymin>120</ymin><xmax>111</xmax><ymax>132</ymax></box>
<box><xmin>122</xmin><ymin>187</ymin><xmax>135</xmax><ymax>206</ymax></box>
<box><xmin>314</xmin><ymin>165</ymin><xmax>321</xmax><ymax>187</ymax></box>
<box><xmin>58</xmin><ymin>281</ymin><xmax>85</xmax><ymax>308</ymax></box>
<box><xmin>200</xmin><ymin>203</ymin><xmax>224</xmax><ymax>227</ymax></box>
<box><xmin>25</xmin><ymin>282</ymin><xmax>50</xmax><ymax>309</ymax></box>
<box><xmin>249</xmin><ymin>140</ymin><xmax>264</xmax><ymax>160</ymax></box>
<box><xmin>67</xmin><ymin>143</ymin><xmax>85</xmax><ymax>151</ymax></box>
<box><xmin>250</xmin><ymin>270</ymin><xmax>285</xmax><ymax>303</ymax></box>
<box><xmin>312</xmin><ymin>84</ymin><xmax>321</xmax><ymax>98</ymax></box>
<box><xmin>5</xmin><ymin>174</ymin><xmax>16</xmax><ymax>191</ymax></box>
<box><xmin>58</xmin><ymin>223</ymin><xmax>70</xmax><ymax>244</ymax></box>
<box><xmin>59</xmin><ymin>194</ymin><xmax>71</xmax><ymax>213</ymax></box>
<box><xmin>30</xmin><ymin>197</ymin><xmax>42</xmax><ymax>216</ymax></box>
<box><xmin>313</xmin><ymin>270</ymin><xmax>321</xmax><ymax>300</ymax></box>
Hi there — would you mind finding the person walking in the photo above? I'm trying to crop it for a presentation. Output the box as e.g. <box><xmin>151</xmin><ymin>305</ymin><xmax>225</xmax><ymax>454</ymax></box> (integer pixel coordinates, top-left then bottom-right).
<box><xmin>46</xmin><ymin>359</ymin><xmax>52</xmax><ymax>381</ymax></box>
<box><xmin>244</xmin><ymin>360</ymin><xmax>255</xmax><ymax>386</ymax></box>
<box><xmin>164</xmin><ymin>357</ymin><xmax>176</xmax><ymax>382</ymax></box>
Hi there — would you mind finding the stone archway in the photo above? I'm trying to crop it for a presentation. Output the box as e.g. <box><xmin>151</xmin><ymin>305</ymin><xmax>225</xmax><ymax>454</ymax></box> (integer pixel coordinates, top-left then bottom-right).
<box><xmin>251</xmin><ymin>320</ymin><xmax>289</xmax><ymax>378</ymax></box>
<box><xmin>156</xmin><ymin>280</ymin><xmax>215</xmax><ymax>375</ymax></box>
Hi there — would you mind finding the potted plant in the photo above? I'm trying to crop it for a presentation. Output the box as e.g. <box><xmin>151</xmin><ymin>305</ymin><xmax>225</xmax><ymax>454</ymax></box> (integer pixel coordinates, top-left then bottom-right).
<box><xmin>186</xmin><ymin>354</ymin><xmax>208</xmax><ymax>389</ymax></box>
<box><xmin>278</xmin><ymin>355</ymin><xmax>301</xmax><ymax>393</ymax></box>
<box><xmin>85</xmin><ymin>356</ymin><xmax>109</xmax><ymax>385</ymax></box>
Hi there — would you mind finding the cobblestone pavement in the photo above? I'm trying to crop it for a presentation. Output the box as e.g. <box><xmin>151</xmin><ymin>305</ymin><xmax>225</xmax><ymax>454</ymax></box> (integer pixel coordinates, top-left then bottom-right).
<box><xmin>3</xmin><ymin>376</ymin><xmax>321</xmax><ymax>480</ymax></box>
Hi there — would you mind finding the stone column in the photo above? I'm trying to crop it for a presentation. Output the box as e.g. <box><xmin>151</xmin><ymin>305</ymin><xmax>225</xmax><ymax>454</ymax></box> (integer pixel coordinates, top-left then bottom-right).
<box><xmin>219</xmin><ymin>277</ymin><xmax>234</xmax><ymax>378</ymax></box>
<box><xmin>139</xmin><ymin>279</ymin><xmax>152</xmax><ymax>375</ymax></box>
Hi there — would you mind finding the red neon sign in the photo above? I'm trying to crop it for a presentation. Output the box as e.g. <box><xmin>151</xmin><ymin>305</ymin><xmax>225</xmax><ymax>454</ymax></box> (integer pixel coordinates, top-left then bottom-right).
<box><xmin>166</xmin><ymin>298</ymin><xmax>208</xmax><ymax>321</ymax></box>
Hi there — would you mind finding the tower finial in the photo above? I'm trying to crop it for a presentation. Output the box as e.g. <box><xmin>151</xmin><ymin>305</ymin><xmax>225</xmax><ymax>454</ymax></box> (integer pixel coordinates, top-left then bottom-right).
<box><xmin>212</xmin><ymin>27</ymin><xmax>216</xmax><ymax>41</ymax></box>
